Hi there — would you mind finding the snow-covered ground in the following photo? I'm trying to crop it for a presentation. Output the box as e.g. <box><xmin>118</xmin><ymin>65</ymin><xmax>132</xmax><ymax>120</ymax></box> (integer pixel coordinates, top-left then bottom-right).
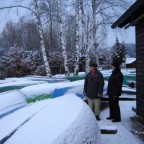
<box><xmin>1</xmin><ymin>94</ymin><xmax>101</xmax><ymax>144</ymax></box>
<box><xmin>100</xmin><ymin>101</ymin><xmax>143</xmax><ymax>144</ymax></box>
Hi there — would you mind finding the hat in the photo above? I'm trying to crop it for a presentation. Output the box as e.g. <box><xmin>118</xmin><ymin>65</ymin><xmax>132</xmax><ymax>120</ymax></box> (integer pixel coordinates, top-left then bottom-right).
<box><xmin>111</xmin><ymin>62</ymin><xmax>120</xmax><ymax>70</ymax></box>
<box><xmin>89</xmin><ymin>62</ymin><xmax>98</xmax><ymax>68</ymax></box>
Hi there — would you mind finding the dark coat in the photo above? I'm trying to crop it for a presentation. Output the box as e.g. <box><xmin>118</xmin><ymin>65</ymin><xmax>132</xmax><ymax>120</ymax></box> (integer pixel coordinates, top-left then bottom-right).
<box><xmin>84</xmin><ymin>70</ymin><xmax>104</xmax><ymax>99</ymax></box>
<box><xmin>107</xmin><ymin>70</ymin><xmax>124</xmax><ymax>96</ymax></box>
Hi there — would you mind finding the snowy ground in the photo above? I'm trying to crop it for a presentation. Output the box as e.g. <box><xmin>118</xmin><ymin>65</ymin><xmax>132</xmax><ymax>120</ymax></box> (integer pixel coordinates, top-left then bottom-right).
<box><xmin>100</xmin><ymin>101</ymin><xmax>143</xmax><ymax>144</ymax></box>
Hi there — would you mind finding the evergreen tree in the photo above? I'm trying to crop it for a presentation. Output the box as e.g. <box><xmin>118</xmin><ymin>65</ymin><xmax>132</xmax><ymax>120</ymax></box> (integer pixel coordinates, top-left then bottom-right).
<box><xmin>112</xmin><ymin>38</ymin><xmax>127</xmax><ymax>64</ymax></box>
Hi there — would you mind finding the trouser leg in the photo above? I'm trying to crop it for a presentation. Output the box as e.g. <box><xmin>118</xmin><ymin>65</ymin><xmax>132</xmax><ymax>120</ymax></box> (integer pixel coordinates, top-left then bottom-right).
<box><xmin>109</xmin><ymin>97</ymin><xmax>114</xmax><ymax>118</ymax></box>
<box><xmin>94</xmin><ymin>98</ymin><xmax>101</xmax><ymax>116</ymax></box>
<box><xmin>113</xmin><ymin>97</ymin><xmax>121</xmax><ymax>120</ymax></box>
<box><xmin>88</xmin><ymin>99</ymin><xmax>94</xmax><ymax>112</ymax></box>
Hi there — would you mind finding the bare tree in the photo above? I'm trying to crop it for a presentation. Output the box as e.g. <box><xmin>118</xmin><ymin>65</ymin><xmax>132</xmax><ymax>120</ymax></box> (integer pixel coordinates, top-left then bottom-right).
<box><xmin>33</xmin><ymin>0</ymin><xmax>51</xmax><ymax>77</ymax></box>
<box><xmin>56</xmin><ymin>0</ymin><xmax>70</xmax><ymax>76</ymax></box>
<box><xmin>92</xmin><ymin>0</ymin><xmax>99</xmax><ymax>65</ymax></box>
<box><xmin>74</xmin><ymin>0</ymin><xmax>80</xmax><ymax>75</ymax></box>
<box><xmin>79</xmin><ymin>0</ymin><xmax>89</xmax><ymax>73</ymax></box>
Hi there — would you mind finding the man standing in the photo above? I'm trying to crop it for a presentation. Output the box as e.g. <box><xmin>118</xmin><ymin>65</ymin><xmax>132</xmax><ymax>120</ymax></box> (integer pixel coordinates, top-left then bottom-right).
<box><xmin>84</xmin><ymin>62</ymin><xmax>104</xmax><ymax>121</ymax></box>
<box><xmin>107</xmin><ymin>62</ymin><xmax>123</xmax><ymax>122</ymax></box>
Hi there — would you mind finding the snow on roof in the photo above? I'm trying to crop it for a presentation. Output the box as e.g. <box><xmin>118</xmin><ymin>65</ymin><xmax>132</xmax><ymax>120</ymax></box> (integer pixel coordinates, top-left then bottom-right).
<box><xmin>126</xmin><ymin>58</ymin><xmax>136</xmax><ymax>64</ymax></box>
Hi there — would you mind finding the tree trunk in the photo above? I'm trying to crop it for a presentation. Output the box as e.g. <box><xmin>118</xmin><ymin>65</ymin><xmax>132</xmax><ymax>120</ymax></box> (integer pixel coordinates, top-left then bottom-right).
<box><xmin>92</xmin><ymin>0</ymin><xmax>99</xmax><ymax>66</ymax></box>
<box><xmin>56</xmin><ymin>0</ymin><xmax>70</xmax><ymax>76</ymax></box>
<box><xmin>80</xmin><ymin>0</ymin><xmax>89</xmax><ymax>74</ymax></box>
<box><xmin>33</xmin><ymin>0</ymin><xmax>51</xmax><ymax>77</ymax></box>
<box><xmin>74</xmin><ymin>0</ymin><xmax>80</xmax><ymax>76</ymax></box>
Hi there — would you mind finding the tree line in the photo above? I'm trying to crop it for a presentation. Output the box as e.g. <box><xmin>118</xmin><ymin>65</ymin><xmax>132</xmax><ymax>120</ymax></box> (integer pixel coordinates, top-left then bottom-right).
<box><xmin>0</xmin><ymin>0</ymin><xmax>131</xmax><ymax>77</ymax></box>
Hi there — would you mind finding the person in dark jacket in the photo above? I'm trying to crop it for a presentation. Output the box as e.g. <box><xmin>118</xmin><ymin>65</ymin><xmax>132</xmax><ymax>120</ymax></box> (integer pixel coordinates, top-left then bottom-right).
<box><xmin>84</xmin><ymin>62</ymin><xmax>104</xmax><ymax>121</ymax></box>
<box><xmin>107</xmin><ymin>62</ymin><xmax>124</xmax><ymax>122</ymax></box>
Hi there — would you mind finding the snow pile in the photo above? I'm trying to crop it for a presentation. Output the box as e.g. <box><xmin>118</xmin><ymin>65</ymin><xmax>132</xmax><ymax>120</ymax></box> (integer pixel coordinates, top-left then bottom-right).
<box><xmin>5</xmin><ymin>94</ymin><xmax>101</xmax><ymax>144</ymax></box>
<box><xmin>0</xmin><ymin>90</ymin><xmax>27</xmax><ymax>117</ymax></box>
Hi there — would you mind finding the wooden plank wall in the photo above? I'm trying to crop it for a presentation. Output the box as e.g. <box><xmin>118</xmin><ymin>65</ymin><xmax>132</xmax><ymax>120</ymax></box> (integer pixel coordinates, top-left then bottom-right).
<box><xmin>136</xmin><ymin>19</ymin><xmax>144</xmax><ymax>119</ymax></box>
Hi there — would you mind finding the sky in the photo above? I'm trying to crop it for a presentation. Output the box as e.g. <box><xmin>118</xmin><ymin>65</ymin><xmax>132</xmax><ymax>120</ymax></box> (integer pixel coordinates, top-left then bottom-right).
<box><xmin>107</xmin><ymin>27</ymin><xmax>136</xmax><ymax>47</ymax></box>
<box><xmin>0</xmin><ymin>0</ymin><xmax>136</xmax><ymax>47</ymax></box>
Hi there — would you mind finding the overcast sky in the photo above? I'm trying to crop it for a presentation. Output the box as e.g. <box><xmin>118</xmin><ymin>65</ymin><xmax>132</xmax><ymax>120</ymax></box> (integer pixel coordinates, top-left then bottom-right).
<box><xmin>0</xmin><ymin>0</ymin><xmax>136</xmax><ymax>47</ymax></box>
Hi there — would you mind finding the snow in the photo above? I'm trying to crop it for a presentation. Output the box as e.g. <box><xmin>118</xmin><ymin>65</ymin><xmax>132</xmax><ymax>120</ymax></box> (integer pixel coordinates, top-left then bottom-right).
<box><xmin>0</xmin><ymin>79</ymin><xmax>47</xmax><ymax>88</ymax></box>
<box><xmin>0</xmin><ymin>100</ymin><xmax>51</xmax><ymax>141</ymax></box>
<box><xmin>0</xmin><ymin>90</ymin><xmax>27</xmax><ymax>117</ymax></box>
<box><xmin>126</xmin><ymin>58</ymin><xmax>136</xmax><ymax>64</ymax></box>
<box><xmin>101</xmin><ymin>68</ymin><xmax>136</xmax><ymax>76</ymax></box>
<box><xmin>100</xmin><ymin>126</ymin><xmax>117</xmax><ymax>131</ymax></box>
<box><xmin>20</xmin><ymin>78</ymin><xmax>135</xmax><ymax>99</ymax></box>
<box><xmin>122</xmin><ymin>87</ymin><xmax>136</xmax><ymax>92</ymax></box>
<box><xmin>0</xmin><ymin>78</ymin><xmax>29</xmax><ymax>84</ymax></box>
<box><xmin>100</xmin><ymin>101</ymin><xmax>142</xmax><ymax>144</ymax></box>
<box><xmin>53</xmin><ymin>72</ymin><xmax>85</xmax><ymax>78</ymax></box>
<box><xmin>25</xmin><ymin>76</ymin><xmax>67</xmax><ymax>82</ymax></box>
<box><xmin>20</xmin><ymin>80</ymin><xmax>85</xmax><ymax>98</ymax></box>
<box><xmin>5</xmin><ymin>94</ymin><xmax>101</xmax><ymax>144</ymax></box>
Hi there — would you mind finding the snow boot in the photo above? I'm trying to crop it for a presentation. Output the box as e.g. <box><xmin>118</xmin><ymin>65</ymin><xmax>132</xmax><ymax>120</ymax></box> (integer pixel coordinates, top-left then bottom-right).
<box><xmin>106</xmin><ymin>117</ymin><xmax>113</xmax><ymax>120</ymax></box>
<box><xmin>96</xmin><ymin>116</ymin><xmax>101</xmax><ymax>121</ymax></box>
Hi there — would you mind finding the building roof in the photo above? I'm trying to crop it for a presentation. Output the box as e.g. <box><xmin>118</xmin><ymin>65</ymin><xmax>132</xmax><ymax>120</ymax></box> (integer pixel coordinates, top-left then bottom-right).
<box><xmin>112</xmin><ymin>0</ymin><xmax>144</xmax><ymax>29</ymax></box>
<box><xmin>126</xmin><ymin>58</ymin><xmax>136</xmax><ymax>64</ymax></box>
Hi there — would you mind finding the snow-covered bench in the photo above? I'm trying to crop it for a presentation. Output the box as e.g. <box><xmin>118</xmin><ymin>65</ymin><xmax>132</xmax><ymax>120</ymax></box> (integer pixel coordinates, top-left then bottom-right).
<box><xmin>0</xmin><ymin>94</ymin><xmax>101</xmax><ymax>144</ymax></box>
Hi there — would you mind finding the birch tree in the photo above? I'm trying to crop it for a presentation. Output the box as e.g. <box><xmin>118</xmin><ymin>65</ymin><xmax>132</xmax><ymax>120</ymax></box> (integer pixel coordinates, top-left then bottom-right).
<box><xmin>56</xmin><ymin>0</ymin><xmax>70</xmax><ymax>76</ymax></box>
<box><xmin>79</xmin><ymin>0</ymin><xmax>89</xmax><ymax>73</ymax></box>
<box><xmin>33</xmin><ymin>0</ymin><xmax>51</xmax><ymax>77</ymax></box>
<box><xmin>74</xmin><ymin>0</ymin><xmax>80</xmax><ymax>75</ymax></box>
<box><xmin>92</xmin><ymin>0</ymin><xmax>99</xmax><ymax>66</ymax></box>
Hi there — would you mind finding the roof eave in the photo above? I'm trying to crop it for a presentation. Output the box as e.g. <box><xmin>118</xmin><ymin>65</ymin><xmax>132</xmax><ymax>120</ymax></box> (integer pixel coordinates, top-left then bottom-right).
<box><xmin>111</xmin><ymin>0</ymin><xmax>144</xmax><ymax>29</ymax></box>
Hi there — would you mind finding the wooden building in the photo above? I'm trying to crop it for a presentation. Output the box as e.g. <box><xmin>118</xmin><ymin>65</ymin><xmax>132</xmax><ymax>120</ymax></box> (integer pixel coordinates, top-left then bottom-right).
<box><xmin>112</xmin><ymin>0</ymin><xmax>144</xmax><ymax>120</ymax></box>
<box><xmin>126</xmin><ymin>58</ymin><xmax>136</xmax><ymax>69</ymax></box>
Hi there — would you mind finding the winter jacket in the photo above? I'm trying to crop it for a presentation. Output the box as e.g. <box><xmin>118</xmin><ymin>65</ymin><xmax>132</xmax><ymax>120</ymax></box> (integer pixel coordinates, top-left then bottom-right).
<box><xmin>107</xmin><ymin>70</ymin><xmax>123</xmax><ymax>96</ymax></box>
<box><xmin>84</xmin><ymin>70</ymin><xmax>104</xmax><ymax>99</ymax></box>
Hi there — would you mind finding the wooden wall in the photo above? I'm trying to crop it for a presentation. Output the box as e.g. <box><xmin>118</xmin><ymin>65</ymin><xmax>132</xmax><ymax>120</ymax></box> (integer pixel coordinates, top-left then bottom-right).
<box><xmin>136</xmin><ymin>19</ymin><xmax>144</xmax><ymax>119</ymax></box>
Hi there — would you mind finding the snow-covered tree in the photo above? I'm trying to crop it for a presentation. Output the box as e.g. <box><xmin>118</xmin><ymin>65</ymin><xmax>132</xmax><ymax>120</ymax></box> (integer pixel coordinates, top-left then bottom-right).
<box><xmin>33</xmin><ymin>0</ymin><xmax>51</xmax><ymax>77</ymax></box>
<box><xmin>56</xmin><ymin>0</ymin><xmax>70</xmax><ymax>76</ymax></box>
<box><xmin>79</xmin><ymin>0</ymin><xmax>89</xmax><ymax>73</ymax></box>
<box><xmin>74</xmin><ymin>0</ymin><xmax>80</xmax><ymax>76</ymax></box>
<box><xmin>112</xmin><ymin>38</ymin><xmax>127</xmax><ymax>65</ymax></box>
<box><xmin>92</xmin><ymin>0</ymin><xmax>99</xmax><ymax>65</ymax></box>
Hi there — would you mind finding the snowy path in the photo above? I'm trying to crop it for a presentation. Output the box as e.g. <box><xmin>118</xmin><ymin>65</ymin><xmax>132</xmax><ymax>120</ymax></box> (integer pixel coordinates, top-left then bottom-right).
<box><xmin>100</xmin><ymin>101</ymin><xmax>143</xmax><ymax>144</ymax></box>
